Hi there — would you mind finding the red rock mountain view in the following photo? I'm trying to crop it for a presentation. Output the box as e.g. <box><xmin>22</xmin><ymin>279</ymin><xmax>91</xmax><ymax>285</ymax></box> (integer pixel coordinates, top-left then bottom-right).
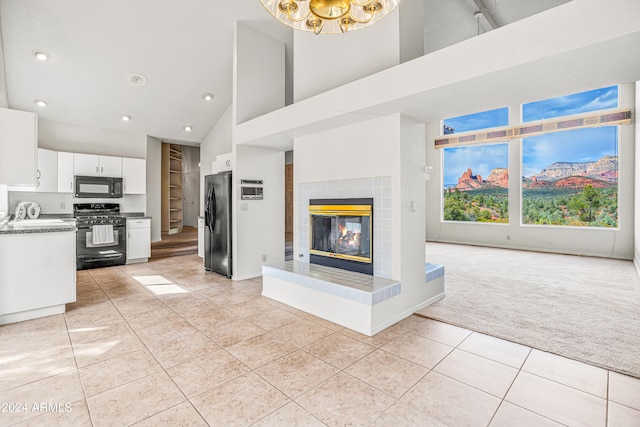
<box><xmin>453</xmin><ymin>156</ymin><xmax>617</xmax><ymax>191</ymax></box>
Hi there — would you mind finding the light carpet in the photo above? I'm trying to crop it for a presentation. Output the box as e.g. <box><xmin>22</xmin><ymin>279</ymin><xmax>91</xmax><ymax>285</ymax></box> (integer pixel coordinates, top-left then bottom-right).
<box><xmin>417</xmin><ymin>242</ymin><xmax>640</xmax><ymax>378</ymax></box>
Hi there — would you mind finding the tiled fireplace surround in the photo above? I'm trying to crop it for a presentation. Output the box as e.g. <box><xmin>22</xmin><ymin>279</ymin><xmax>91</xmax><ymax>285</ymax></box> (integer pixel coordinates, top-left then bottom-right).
<box><xmin>262</xmin><ymin>177</ymin><xmax>444</xmax><ymax>336</ymax></box>
<box><xmin>297</xmin><ymin>177</ymin><xmax>392</xmax><ymax>278</ymax></box>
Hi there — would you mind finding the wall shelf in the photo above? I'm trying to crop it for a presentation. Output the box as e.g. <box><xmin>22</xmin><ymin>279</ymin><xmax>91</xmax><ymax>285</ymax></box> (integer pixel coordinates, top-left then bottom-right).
<box><xmin>161</xmin><ymin>143</ymin><xmax>183</xmax><ymax>234</ymax></box>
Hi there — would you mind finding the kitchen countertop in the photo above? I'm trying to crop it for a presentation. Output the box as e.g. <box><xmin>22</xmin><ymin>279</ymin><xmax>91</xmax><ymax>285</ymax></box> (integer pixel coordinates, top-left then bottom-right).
<box><xmin>122</xmin><ymin>212</ymin><xmax>151</xmax><ymax>219</ymax></box>
<box><xmin>0</xmin><ymin>218</ymin><xmax>76</xmax><ymax>235</ymax></box>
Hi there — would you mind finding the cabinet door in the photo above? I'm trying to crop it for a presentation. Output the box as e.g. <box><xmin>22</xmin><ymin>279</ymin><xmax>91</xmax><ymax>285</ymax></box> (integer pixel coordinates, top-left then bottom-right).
<box><xmin>122</xmin><ymin>158</ymin><xmax>146</xmax><ymax>194</ymax></box>
<box><xmin>58</xmin><ymin>152</ymin><xmax>75</xmax><ymax>193</ymax></box>
<box><xmin>74</xmin><ymin>153</ymin><xmax>100</xmax><ymax>176</ymax></box>
<box><xmin>99</xmin><ymin>156</ymin><xmax>122</xmax><ymax>177</ymax></box>
<box><xmin>126</xmin><ymin>219</ymin><xmax>150</xmax><ymax>260</ymax></box>
<box><xmin>36</xmin><ymin>148</ymin><xmax>59</xmax><ymax>192</ymax></box>
<box><xmin>0</xmin><ymin>108</ymin><xmax>37</xmax><ymax>186</ymax></box>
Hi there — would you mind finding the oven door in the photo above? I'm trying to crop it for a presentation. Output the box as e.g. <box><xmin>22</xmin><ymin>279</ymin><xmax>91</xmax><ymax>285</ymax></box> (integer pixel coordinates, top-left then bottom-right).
<box><xmin>76</xmin><ymin>223</ymin><xmax>126</xmax><ymax>269</ymax></box>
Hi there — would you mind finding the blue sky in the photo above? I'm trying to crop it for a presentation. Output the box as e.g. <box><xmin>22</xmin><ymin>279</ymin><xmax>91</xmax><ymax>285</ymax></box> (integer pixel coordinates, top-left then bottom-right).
<box><xmin>522</xmin><ymin>127</ymin><xmax>618</xmax><ymax>177</ymax></box>
<box><xmin>444</xmin><ymin>107</ymin><xmax>508</xmax><ymax>133</ymax></box>
<box><xmin>443</xmin><ymin>144</ymin><xmax>508</xmax><ymax>187</ymax></box>
<box><xmin>522</xmin><ymin>85</ymin><xmax>618</xmax><ymax>122</ymax></box>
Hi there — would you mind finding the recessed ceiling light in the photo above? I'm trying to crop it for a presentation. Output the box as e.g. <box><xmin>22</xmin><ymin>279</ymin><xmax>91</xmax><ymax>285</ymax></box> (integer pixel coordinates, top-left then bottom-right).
<box><xmin>32</xmin><ymin>50</ymin><xmax>50</xmax><ymax>61</ymax></box>
<box><xmin>183</xmin><ymin>125</ymin><xmax>193</xmax><ymax>132</ymax></box>
<box><xmin>202</xmin><ymin>93</ymin><xmax>214</xmax><ymax>101</ymax></box>
<box><xmin>33</xmin><ymin>99</ymin><xmax>48</xmax><ymax>107</ymax></box>
<box><xmin>121</xmin><ymin>115</ymin><xmax>132</xmax><ymax>121</ymax></box>
<box><xmin>128</xmin><ymin>73</ymin><xmax>147</xmax><ymax>87</ymax></box>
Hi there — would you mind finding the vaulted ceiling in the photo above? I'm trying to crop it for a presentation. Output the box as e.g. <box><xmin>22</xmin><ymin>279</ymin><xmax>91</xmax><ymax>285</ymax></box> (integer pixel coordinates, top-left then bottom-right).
<box><xmin>0</xmin><ymin>0</ymin><xmax>571</xmax><ymax>145</ymax></box>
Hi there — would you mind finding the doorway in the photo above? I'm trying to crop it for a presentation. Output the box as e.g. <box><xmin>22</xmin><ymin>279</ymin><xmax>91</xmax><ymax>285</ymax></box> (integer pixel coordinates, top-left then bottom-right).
<box><xmin>285</xmin><ymin>151</ymin><xmax>293</xmax><ymax>261</ymax></box>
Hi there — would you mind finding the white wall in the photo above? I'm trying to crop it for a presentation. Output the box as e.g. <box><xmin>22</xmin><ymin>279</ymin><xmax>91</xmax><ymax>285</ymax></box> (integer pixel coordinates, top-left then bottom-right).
<box><xmin>146</xmin><ymin>135</ymin><xmax>162</xmax><ymax>242</ymax></box>
<box><xmin>0</xmin><ymin>17</ymin><xmax>7</xmax><ymax>109</ymax></box>
<box><xmin>233</xmin><ymin>145</ymin><xmax>285</xmax><ymax>279</ymax></box>
<box><xmin>38</xmin><ymin>119</ymin><xmax>147</xmax><ymax>158</ymax></box>
<box><xmin>399</xmin><ymin>0</ymin><xmax>425</xmax><ymax>63</ymax></box>
<box><xmin>0</xmin><ymin>25</ymin><xmax>8</xmax><ymax>219</ymax></box>
<box><xmin>293</xmin><ymin>9</ymin><xmax>401</xmax><ymax>102</ymax></box>
<box><xmin>426</xmin><ymin>83</ymin><xmax>635</xmax><ymax>260</ymax></box>
<box><xmin>234</xmin><ymin>23</ymin><xmax>286</xmax><ymax>125</ymax></box>
<box><xmin>200</xmin><ymin>106</ymin><xmax>233</xmax><ymax>217</ymax></box>
<box><xmin>294</xmin><ymin>115</ymin><xmax>402</xmax><ymax>278</ymax></box>
<box><xmin>635</xmin><ymin>81</ymin><xmax>640</xmax><ymax>274</ymax></box>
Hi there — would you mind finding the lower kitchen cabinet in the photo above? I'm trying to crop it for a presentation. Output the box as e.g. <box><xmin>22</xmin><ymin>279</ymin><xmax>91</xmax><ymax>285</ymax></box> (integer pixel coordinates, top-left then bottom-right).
<box><xmin>126</xmin><ymin>218</ymin><xmax>150</xmax><ymax>263</ymax></box>
<box><xmin>0</xmin><ymin>231</ymin><xmax>76</xmax><ymax>325</ymax></box>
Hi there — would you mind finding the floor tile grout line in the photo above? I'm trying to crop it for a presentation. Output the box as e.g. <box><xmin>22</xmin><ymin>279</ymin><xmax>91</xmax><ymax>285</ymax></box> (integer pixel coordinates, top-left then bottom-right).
<box><xmin>485</xmin><ymin>347</ymin><xmax>533</xmax><ymax>427</ymax></box>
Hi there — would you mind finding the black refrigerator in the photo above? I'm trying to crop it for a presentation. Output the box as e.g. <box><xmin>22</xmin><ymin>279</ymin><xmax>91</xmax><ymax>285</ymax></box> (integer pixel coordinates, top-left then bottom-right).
<box><xmin>204</xmin><ymin>172</ymin><xmax>232</xmax><ymax>278</ymax></box>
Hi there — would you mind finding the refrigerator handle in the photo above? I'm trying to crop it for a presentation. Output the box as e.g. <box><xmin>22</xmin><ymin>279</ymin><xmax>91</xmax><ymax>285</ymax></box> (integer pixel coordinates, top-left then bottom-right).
<box><xmin>205</xmin><ymin>184</ymin><xmax>213</xmax><ymax>233</ymax></box>
<box><xmin>211</xmin><ymin>185</ymin><xmax>217</xmax><ymax>235</ymax></box>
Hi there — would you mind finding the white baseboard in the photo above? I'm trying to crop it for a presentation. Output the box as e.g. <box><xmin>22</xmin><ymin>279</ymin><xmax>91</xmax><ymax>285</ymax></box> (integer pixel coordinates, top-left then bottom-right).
<box><xmin>370</xmin><ymin>292</ymin><xmax>446</xmax><ymax>335</ymax></box>
<box><xmin>232</xmin><ymin>272</ymin><xmax>262</xmax><ymax>281</ymax></box>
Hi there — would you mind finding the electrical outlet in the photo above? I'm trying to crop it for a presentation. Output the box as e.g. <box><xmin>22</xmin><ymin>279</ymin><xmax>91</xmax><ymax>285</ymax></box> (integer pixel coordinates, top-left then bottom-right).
<box><xmin>262</xmin><ymin>254</ymin><xmax>267</xmax><ymax>262</ymax></box>
<box><xmin>506</xmin><ymin>235</ymin><xmax>511</xmax><ymax>240</ymax></box>
<box><xmin>60</xmin><ymin>202</ymin><xmax>66</xmax><ymax>209</ymax></box>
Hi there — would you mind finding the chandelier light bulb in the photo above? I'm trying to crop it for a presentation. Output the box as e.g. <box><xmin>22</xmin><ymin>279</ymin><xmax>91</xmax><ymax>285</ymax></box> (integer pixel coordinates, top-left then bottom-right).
<box><xmin>258</xmin><ymin>0</ymin><xmax>402</xmax><ymax>34</ymax></box>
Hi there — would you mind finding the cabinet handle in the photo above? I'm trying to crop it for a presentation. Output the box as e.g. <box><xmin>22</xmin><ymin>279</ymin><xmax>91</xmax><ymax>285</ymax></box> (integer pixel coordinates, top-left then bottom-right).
<box><xmin>95</xmin><ymin>166</ymin><xmax>99</xmax><ymax>173</ymax></box>
<box><xmin>70</xmin><ymin>182</ymin><xmax>73</xmax><ymax>190</ymax></box>
<box><xmin>37</xmin><ymin>169</ymin><xmax>41</xmax><ymax>179</ymax></box>
<box><xmin>101</xmin><ymin>166</ymin><xmax>104</xmax><ymax>173</ymax></box>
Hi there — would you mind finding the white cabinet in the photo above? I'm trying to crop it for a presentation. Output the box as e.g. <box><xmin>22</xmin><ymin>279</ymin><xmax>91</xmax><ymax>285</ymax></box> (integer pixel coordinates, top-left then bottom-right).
<box><xmin>0</xmin><ymin>231</ymin><xmax>76</xmax><ymax>324</ymax></box>
<box><xmin>74</xmin><ymin>154</ymin><xmax>122</xmax><ymax>177</ymax></box>
<box><xmin>126</xmin><ymin>218</ymin><xmax>150</xmax><ymax>263</ymax></box>
<box><xmin>122</xmin><ymin>158</ymin><xmax>146</xmax><ymax>194</ymax></box>
<box><xmin>8</xmin><ymin>148</ymin><xmax>58</xmax><ymax>192</ymax></box>
<box><xmin>35</xmin><ymin>148</ymin><xmax>59</xmax><ymax>192</ymax></box>
<box><xmin>57</xmin><ymin>151</ymin><xmax>75</xmax><ymax>193</ymax></box>
<box><xmin>0</xmin><ymin>108</ymin><xmax>37</xmax><ymax>186</ymax></box>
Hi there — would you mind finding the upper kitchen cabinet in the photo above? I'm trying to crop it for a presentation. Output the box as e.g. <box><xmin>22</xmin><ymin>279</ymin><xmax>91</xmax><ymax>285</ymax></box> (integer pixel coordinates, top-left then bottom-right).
<box><xmin>122</xmin><ymin>157</ymin><xmax>146</xmax><ymax>194</ymax></box>
<box><xmin>74</xmin><ymin>154</ymin><xmax>122</xmax><ymax>177</ymax></box>
<box><xmin>0</xmin><ymin>108</ymin><xmax>37</xmax><ymax>186</ymax></box>
<box><xmin>57</xmin><ymin>152</ymin><xmax>74</xmax><ymax>193</ymax></box>
<box><xmin>35</xmin><ymin>148</ymin><xmax>58</xmax><ymax>192</ymax></box>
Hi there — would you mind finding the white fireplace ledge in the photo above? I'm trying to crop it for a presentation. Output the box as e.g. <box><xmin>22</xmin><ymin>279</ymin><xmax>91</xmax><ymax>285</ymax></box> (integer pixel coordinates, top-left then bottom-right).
<box><xmin>262</xmin><ymin>261</ymin><xmax>400</xmax><ymax>306</ymax></box>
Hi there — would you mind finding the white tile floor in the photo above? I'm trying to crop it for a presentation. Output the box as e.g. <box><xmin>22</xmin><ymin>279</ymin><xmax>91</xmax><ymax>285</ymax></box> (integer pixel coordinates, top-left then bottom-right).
<box><xmin>0</xmin><ymin>254</ymin><xmax>639</xmax><ymax>426</ymax></box>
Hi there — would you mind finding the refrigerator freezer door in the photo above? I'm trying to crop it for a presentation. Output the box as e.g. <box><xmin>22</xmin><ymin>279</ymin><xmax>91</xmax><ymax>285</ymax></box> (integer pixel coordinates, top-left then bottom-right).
<box><xmin>204</xmin><ymin>172</ymin><xmax>232</xmax><ymax>278</ymax></box>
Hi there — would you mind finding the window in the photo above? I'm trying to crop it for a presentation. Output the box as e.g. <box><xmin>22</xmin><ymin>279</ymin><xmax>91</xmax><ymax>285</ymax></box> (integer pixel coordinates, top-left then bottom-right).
<box><xmin>443</xmin><ymin>144</ymin><xmax>509</xmax><ymax>223</ymax></box>
<box><xmin>522</xmin><ymin>86</ymin><xmax>618</xmax><ymax>122</ymax></box>
<box><xmin>521</xmin><ymin>86</ymin><xmax>619</xmax><ymax>228</ymax></box>
<box><xmin>443</xmin><ymin>107</ymin><xmax>508</xmax><ymax>134</ymax></box>
<box><xmin>522</xmin><ymin>127</ymin><xmax>618</xmax><ymax>227</ymax></box>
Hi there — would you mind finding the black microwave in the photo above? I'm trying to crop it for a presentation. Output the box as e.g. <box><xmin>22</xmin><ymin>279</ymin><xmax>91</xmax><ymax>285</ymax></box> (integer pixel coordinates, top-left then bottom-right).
<box><xmin>75</xmin><ymin>176</ymin><xmax>123</xmax><ymax>198</ymax></box>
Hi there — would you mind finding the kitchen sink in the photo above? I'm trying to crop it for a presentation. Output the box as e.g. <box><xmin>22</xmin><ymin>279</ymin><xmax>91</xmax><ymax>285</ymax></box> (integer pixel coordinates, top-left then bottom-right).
<box><xmin>8</xmin><ymin>219</ymin><xmax>68</xmax><ymax>228</ymax></box>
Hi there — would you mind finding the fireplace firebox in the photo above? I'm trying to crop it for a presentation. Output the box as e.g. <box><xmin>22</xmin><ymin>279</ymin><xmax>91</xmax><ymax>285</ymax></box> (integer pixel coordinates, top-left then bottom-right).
<box><xmin>309</xmin><ymin>198</ymin><xmax>373</xmax><ymax>275</ymax></box>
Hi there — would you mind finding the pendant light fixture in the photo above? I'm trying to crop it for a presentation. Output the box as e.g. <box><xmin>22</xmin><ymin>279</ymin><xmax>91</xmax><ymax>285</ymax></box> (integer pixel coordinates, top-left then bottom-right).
<box><xmin>258</xmin><ymin>0</ymin><xmax>403</xmax><ymax>35</ymax></box>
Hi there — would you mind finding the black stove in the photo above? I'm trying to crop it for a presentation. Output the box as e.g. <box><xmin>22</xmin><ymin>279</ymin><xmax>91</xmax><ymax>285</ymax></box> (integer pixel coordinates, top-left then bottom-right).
<box><xmin>73</xmin><ymin>203</ymin><xmax>127</xmax><ymax>269</ymax></box>
<box><xmin>73</xmin><ymin>203</ymin><xmax>126</xmax><ymax>227</ymax></box>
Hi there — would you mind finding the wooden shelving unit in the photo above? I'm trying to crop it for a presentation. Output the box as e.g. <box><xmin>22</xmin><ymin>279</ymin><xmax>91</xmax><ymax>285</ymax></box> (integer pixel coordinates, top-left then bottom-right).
<box><xmin>161</xmin><ymin>143</ymin><xmax>183</xmax><ymax>234</ymax></box>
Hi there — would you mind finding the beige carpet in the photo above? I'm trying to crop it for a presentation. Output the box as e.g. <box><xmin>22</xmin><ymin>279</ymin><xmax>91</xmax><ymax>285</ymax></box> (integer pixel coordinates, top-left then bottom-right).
<box><xmin>417</xmin><ymin>242</ymin><xmax>640</xmax><ymax>379</ymax></box>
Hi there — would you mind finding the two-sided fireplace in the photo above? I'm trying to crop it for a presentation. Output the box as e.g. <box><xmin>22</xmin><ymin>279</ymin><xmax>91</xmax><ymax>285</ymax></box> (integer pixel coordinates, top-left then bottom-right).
<box><xmin>309</xmin><ymin>198</ymin><xmax>373</xmax><ymax>275</ymax></box>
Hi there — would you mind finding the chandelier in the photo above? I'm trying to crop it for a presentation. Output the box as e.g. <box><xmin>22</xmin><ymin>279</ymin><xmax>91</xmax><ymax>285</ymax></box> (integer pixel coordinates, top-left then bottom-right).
<box><xmin>258</xmin><ymin>0</ymin><xmax>403</xmax><ymax>35</ymax></box>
